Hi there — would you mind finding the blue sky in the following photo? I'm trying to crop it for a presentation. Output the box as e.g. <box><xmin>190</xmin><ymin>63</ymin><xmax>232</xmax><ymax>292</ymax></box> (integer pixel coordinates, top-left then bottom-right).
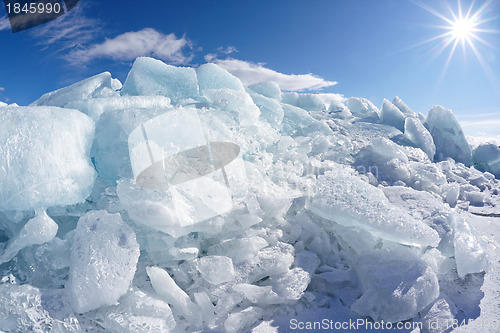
<box><xmin>1</xmin><ymin>0</ymin><xmax>499</xmax><ymax>137</ymax></box>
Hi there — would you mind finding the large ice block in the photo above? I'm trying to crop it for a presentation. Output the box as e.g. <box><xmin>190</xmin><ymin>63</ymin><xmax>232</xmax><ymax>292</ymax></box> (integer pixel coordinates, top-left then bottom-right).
<box><xmin>66</xmin><ymin>210</ymin><xmax>140</xmax><ymax>313</ymax></box>
<box><xmin>426</xmin><ymin>105</ymin><xmax>472</xmax><ymax>164</ymax></box>
<box><xmin>91</xmin><ymin>106</ymin><xmax>166</xmax><ymax>180</ymax></box>
<box><xmin>393</xmin><ymin>96</ymin><xmax>417</xmax><ymax>118</ymax></box>
<box><xmin>66</xmin><ymin>95</ymin><xmax>171</xmax><ymax>121</ymax></box>
<box><xmin>31</xmin><ymin>72</ymin><xmax>120</xmax><ymax>107</ymax></box>
<box><xmin>309</xmin><ymin>170</ymin><xmax>440</xmax><ymax>247</ymax></box>
<box><xmin>346</xmin><ymin>97</ymin><xmax>380</xmax><ymax>121</ymax></box>
<box><xmin>202</xmin><ymin>89</ymin><xmax>260</xmax><ymax>125</ymax></box>
<box><xmin>121</xmin><ymin>107</ymin><xmax>248</xmax><ymax>236</ymax></box>
<box><xmin>380</xmin><ymin>98</ymin><xmax>405</xmax><ymax>131</ymax></box>
<box><xmin>472</xmin><ymin>143</ymin><xmax>500</xmax><ymax>178</ymax></box>
<box><xmin>196</xmin><ymin>63</ymin><xmax>244</xmax><ymax>92</ymax></box>
<box><xmin>249</xmin><ymin>91</ymin><xmax>284</xmax><ymax>126</ymax></box>
<box><xmin>247</xmin><ymin>81</ymin><xmax>282</xmax><ymax>101</ymax></box>
<box><xmin>121</xmin><ymin>57</ymin><xmax>199</xmax><ymax>104</ymax></box>
<box><xmin>452</xmin><ymin>215</ymin><xmax>489</xmax><ymax>278</ymax></box>
<box><xmin>0</xmin><ymin>106</ymin><xmax>95</xmax><ymax>211</ymax></box>
<box><xmin>351</xmin><ymin>249</ymin><xmax>439</xmax><ymax>323</ymax></box>
<box><xmin>404</xmin><ymin>117</ymin><xmax>436</xmax><ymax>160</ymax></box>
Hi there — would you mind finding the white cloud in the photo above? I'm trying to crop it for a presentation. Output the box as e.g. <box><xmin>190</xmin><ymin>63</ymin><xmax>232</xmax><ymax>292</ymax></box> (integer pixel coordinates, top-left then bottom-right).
<box><xmin>0</xmin><ymin>87</ymin><xmax>4</xmax><ymax>91</ymax></box>
<box><xmin>210</xmin><ymin>58</ymin><xmax>337</xmax><ymax>91</ymax></box>
<box><xmin>0</xmin><ymin>15</ymin><xmax>10</xmax><ymax>31</ymax></box>
<box><xmin>68</xmin><ymin>28</ymin><xmax>193</xmax><ymax>65</ymax></box>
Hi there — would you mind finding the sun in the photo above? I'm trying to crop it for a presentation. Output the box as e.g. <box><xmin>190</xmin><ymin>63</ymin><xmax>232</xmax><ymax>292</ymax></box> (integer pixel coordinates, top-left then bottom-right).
<box><xmin>409</xmin><ymin>0</ymin><xmax>499</xmax><ymax>81</ymax></box>
<box><xmin>451</xmin><ymin>17</ymin><xmax>475</xmax><ymax>41</ymax></box>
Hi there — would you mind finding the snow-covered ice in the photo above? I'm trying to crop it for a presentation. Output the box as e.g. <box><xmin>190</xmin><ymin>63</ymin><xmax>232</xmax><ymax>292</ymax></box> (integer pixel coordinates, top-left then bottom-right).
<box><xmin>404</xmin><ymin>117</ymin><xmax>436</xmax><ymax>160</ymax></box>
<box><xmin>66</xmin><ymin>210</ymin><xmax>140</xmax><ymax>313</ymax></box>
<box><xmin>0</xmin><ymin>57</ymin><xmax>498</xmax><ymax>333</ymax></box>
<box><xmin>426</xmin><ymin>105</ymin><xmax>472</xmax><ymax>164</ymax></box>
<box><xmin>380</xmin><ymin>98</ymin><xmax>406</xmax><ymax>132</ymax></box>
<box><xmin>0</xmin><ymin>106</ymin><xmax>95</xmax><ymax>211</ymax></box>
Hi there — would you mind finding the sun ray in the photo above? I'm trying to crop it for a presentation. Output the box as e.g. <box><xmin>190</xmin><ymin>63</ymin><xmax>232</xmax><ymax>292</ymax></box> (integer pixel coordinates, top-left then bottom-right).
<box><xmin>406</xmin><ymin>0</ymin><xmax>500</xmax><ymax>82</ymax></box>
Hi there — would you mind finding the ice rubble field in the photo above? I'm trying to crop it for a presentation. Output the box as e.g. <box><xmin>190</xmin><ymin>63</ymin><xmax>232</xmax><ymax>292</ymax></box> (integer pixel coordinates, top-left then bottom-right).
<box><xmin>0</xmin><ymin>57</ymin><xmax>499</xmax><ymax>332</ymax></box>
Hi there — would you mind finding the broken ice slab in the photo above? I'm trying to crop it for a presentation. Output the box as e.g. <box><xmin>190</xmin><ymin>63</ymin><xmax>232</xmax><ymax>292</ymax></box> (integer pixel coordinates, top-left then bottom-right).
<box><xmin>195</xmin><ymin>255</ymin><xmax>235</xmax><ymax>285</ymax></box>
<box><xmin>207</xmin><ymin>236</ymin><xmax>268</xmax><ymax>264</ymax></box>
<box><xmin>92</xmin><ymin>105</ymin><xmax>169</xmax><ymax>181</ymax></box>
<box><xmin>426</xmin><ymin>105</ymin><xmax>472</xmax><ymax>165</ymax></box>
<box><xmin>67</xmin><ymin>95</ymin><xmax>172</xmax><ymax>121</ymax></box>
<box><xmin>404</xmin><ymin>117</ymin><xmax>436</xmax><ymax>160</ymax></box>
<box><xmin>0</xmin><ymin>106</ymin><xmax>95</xmax><ymax>212</ymax></box>
<box><xmin>66</xmin><ymin>211</ymin><xmax>140</xmax><ymax>313</ymax></box>
<box><xmin>452</xmin><ymin>215</ymin><xmax>489</xmax><ymax>278</ymax></box>
<box><xmin>146</xmin><ymin>266</ymin><xmax>201</xmax><ymax>326</ymax></box>
<box><xmin>31</xmin><ymin>72</ymin><xmax>121</xmax><ymax>107</ymax></box>
<box><xmin>0</xmin><ymin>209</ymin><xmax>58</xmax><ymax>264</ymax></box>
<box><xmin>196</xmin><ymin>63</ymin><xmax>244</xmax><ymax>92</ymax></box>
<box><xmin>125</xmin><ymin>107</ymin><xmax>248</xmax><ymax>233</ymax></box>
<box><xmin>0</xmin><ymin>284</ymin><xmax>80</xmax><ymax>332</ymax></box>
<box><xmin>89</xmin><ymin>289</ymin><xmax>177</xmax><ymax>333</ymax></box>
<box><xmin>346</xmin><ymin>97</ymin><xmax>380</xmax><ymax>122</ymax></box>
<box><xmin>224</xmin><ymin>306</ymin><xmax>263</xmax><ymax>333</ymax></box>
<box><xmin>247</xmin><ymin>81</ymin><xmax>282</xmax><ymax>101</ymax></box>
<box><xmin>202</xmin><ymin>88</ymin><xmax>261</xmax><ymax>125</ymax></box>
<box><xmin>249</xmin><ymin>91</ymin><xmax>284</xmax><ymax>127</ymax></box>
<box><xmin>309</xmin><ymin>170</ymin><xmax>440</xmax><ymax>248</ymax></box>
<box><xmin>392</xmin><ymin>96</ymin><xmax>417</xmax><ymax>118</ymax></box>
<box><xmin>121</xmin><ymin>57</ymin><xmax>199</xmax><ymax>104</ymax></box>
<box><xmin>380</xmin><ymin>98</ymin><xmax>405</xmax><ymax>132</ymax></box>
<box><xmin>351</xmin><ymin>248</ymin><xmax>439</xmax><ymax>323</ymax></box>
<box><xmin>472</xmin><ymin>143</ymin><xmax>500</xmax><ymax>178</ymax></box>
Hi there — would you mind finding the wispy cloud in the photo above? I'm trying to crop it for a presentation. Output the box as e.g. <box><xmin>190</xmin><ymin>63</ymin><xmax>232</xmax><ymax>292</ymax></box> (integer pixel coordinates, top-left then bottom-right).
<box><xmin>209</xmin><ymin>58</ymin><xmax>337</xmax><ymax>91</ymax></box>
<box><xmin>205</xmin><ymin>46</ymin><xmax>238</xmax><ymax>62</ymax></box>
<box><xmin>67</xmin><ymin>28</ymin><xmax>193</xmax><ymax>65</ymax></box>
<box><xmin>0</xmin><ymin>87</ymin><xmax>4</xmax><ymax>91</ymax></box>
<box><xmin>0</xmin><ymin>15</ymin><xmax>10</xmax><ymax>31</ymax></box>
<box><xmin>29</xmin><ymin>4</ymin><xmax>99</xmax><ymax>52</ymax></box>
<box><xmin>459</xmin><ymin>111</ymin><xmax>500</xmax><ymax>139</ymax></box>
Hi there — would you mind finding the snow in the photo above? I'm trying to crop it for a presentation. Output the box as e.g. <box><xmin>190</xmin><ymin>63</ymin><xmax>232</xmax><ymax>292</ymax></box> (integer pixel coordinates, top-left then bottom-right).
<box><xmin>1</xmin><ymin>57</ymin><xmax>498</xmax><ymax>333</ymax></box>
